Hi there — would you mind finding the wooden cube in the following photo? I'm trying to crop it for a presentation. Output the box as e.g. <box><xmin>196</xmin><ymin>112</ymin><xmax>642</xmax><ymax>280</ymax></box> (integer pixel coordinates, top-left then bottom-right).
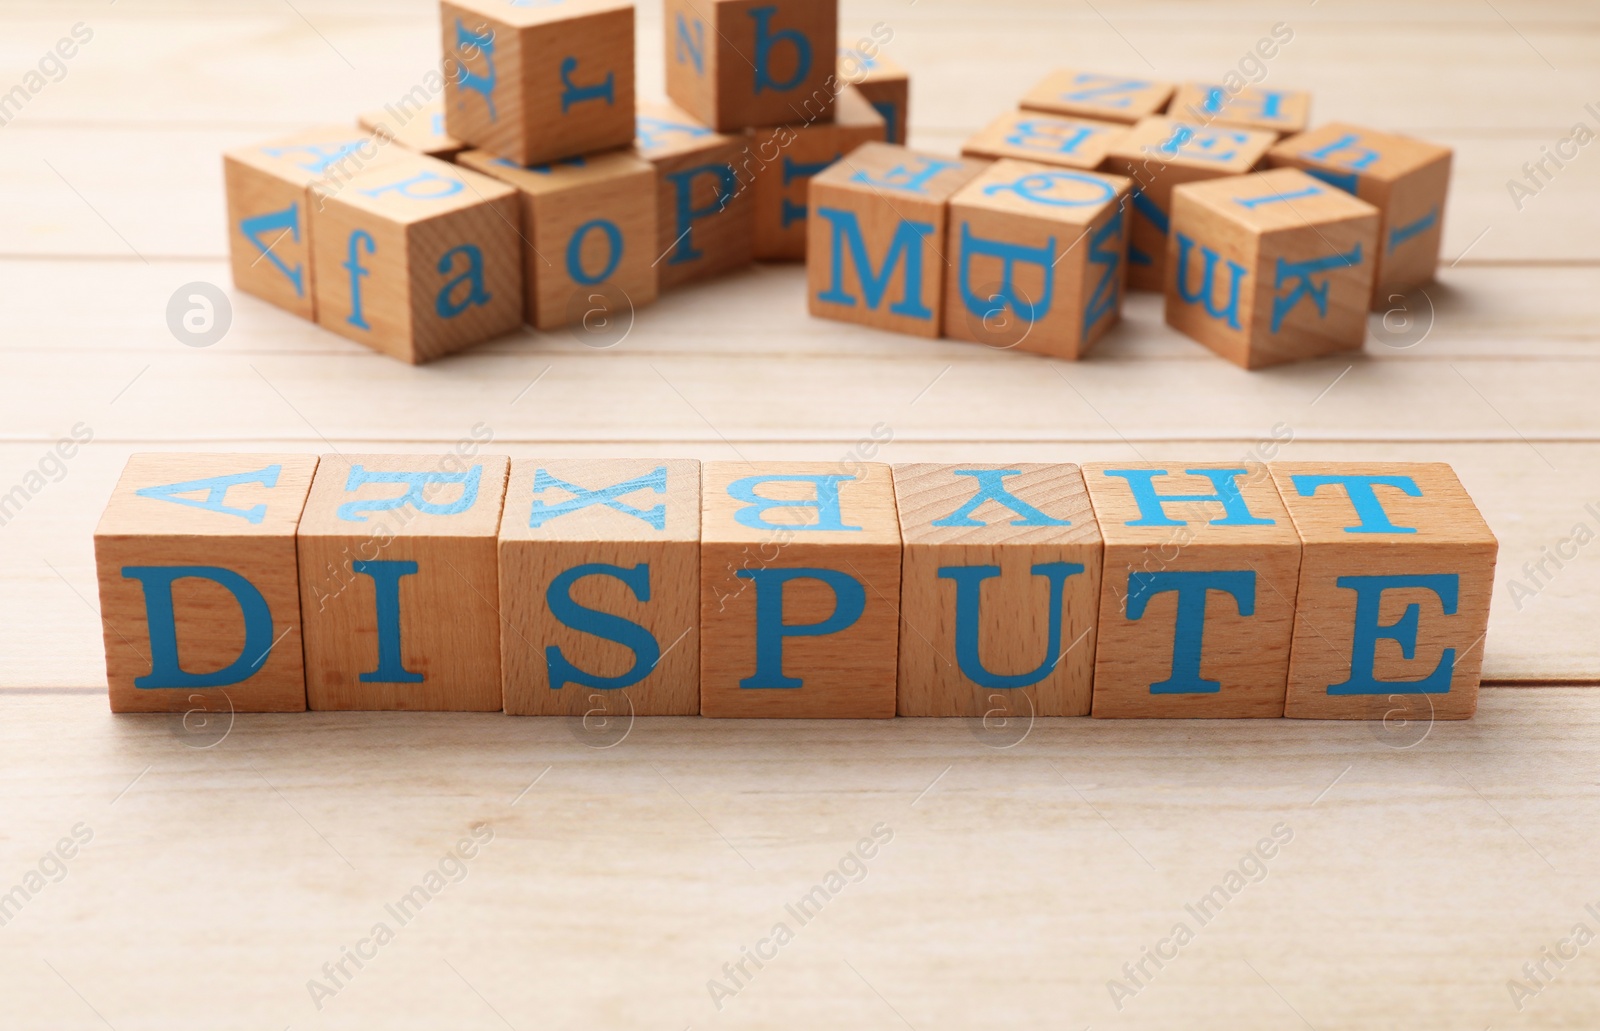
<box><xmin>499</xmin><ymin>459</ymin><xmax>701</xmax><ymax>716</ymax></box>
<box><xmin>94</xmin><ymin>453</ymin><xmax>318</xmax><ymax>713</ymax></box>
<box><xmin>459</xmin><ymin>148</ymin><xmax>657</xmax><ymax>330</ymax></box>
<box><xmin>223</xmin><ymin>125</ymin><xmax>394</xmax><ymax>320</ymax></box>
<box><xmin>1165</xmin><ymin>167</ymin><xmax>1380</xmax><ymax>369</ymax></box>
<box><xmin>308</xmin><ymin>154</ymin><xmax>522</xmax><ymax>363</ymax></box>
<box><xmin>1169</xmin><ymin>83</ymin><xmax>1311</xmax><ymax>137</ymax></box>
<box><xmin>1020</xmin><ymin>69</ymin><xmax>1174</xmax><ymax>125</ymax></box>
<box><xmin>748</xmin><ymin>85</ymin><xmax>885</xmax><ymax>261</ymax></box>
<box><xmin>664</xmin><ymin>0</ymin><xmax>837</xmax><ymax>132</ymax></box>
<box><xmin>806</xmin><ymin>142</ymin><xmax>989</xmax><ymax>337</ymax></box>
<box><xmin>298</xmin><ymin>453</ymin><xmax>510</xmax><ymax>711</ymax></box>
<box><xmin>359</xmin><ymin>98</ymin><xmax>467</xmax><ymax>161</ymax></box>
<box><xmin>894</xmin><ymin>464</ymin><xmax>1102</xmax><ymax>718</ymax></box>
<box><xmin>634</xmin><ymin>101</ymin><xmax>753</xmax><ymax>289</ymax></box>
<box><xmin>944</xmin><ymin>160</ymin><xmax>1130</xmax><ymax>358</ymax></box>
<box><xmin>1082</xmin><ymin>463</ymin><xmax>1301</xmax><ymax>718</ymax></box>
<box><xmin>1269</xmin><ymin>463</ymin><xmax>1497</xmax><ymax>721</ymax></box>
<box><xmin>961</xmin><ymin>111</ymin><xmax>1127</xmax><ymax>171</ymax></box>
<box><xmin>838</xmin><ymin>43</ymin><xmax>909</xmax><ymax>144</ymax></box>
<box><xmin>438</xmin><ymin>0</ymin><xmax>635</xmax><ymax>165</ymax></box>
<box><xmin>1268</xmin><ymin>123</ymin><xmax>1451</xmax><ymax>307</ymax></box>
<box><xmin>700</xmin><ymin>462</ymin><xmax>901</xmax><ymax>717</ymax></box>
<box><xmin>1102</xmin><ymin>116</ymin><xmax>1276</xmax><ymax>291</ymax></box>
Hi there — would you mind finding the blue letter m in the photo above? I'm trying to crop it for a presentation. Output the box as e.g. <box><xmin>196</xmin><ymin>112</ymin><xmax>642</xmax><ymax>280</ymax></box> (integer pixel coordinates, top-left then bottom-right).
<box><xmin>815</xmin><ymin>207</ymin><xmax>933</xmax><ymax>319</ymax></box>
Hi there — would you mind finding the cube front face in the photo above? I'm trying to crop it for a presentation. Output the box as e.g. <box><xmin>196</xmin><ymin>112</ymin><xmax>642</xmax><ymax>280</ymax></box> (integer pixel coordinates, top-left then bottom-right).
<box><xmin>1021</xmin><ymin>69</ymin><xmax>1174</xmax><ymax>125</ymax></box>
<box><xmin>945</xmin><ymin>160</ymin><xmax>1130</xmax><ymax>358</ymax></box>
<box><xmin>1168</xmin><ymin>83</ymin><xmax>1311</xmax><ymax>137</ymax></box>
<box><xmin>635</xmin><ymin>103</ymin><xmax>754</xmax><ymax>289</ymax></box>
<box><xmin>298</xmin><ymin>454</ymin><xmax>510</xmax><ymax>711</ymax></box>
<box><xmin>94</xmin><ymin>454</ymin><xmax>319</xmax><ymax>713</ymax></box>
<box><xmin>961</xmin><ymin>111</ymin><xmax>1127</xmax><ymax>171</ymax></box>
<box><xmin>498</xmin><ymin>459</ymin><xmax>701</xmax><ymax>716</ymax></box>
<box><xmin>1269</xmin><ymin>464</ymin><xmax>1497</xmax><ymax>721</ymax></box>
<box><xmin>700</xmin><ymin>462</ymin><xmax>901</xmax><ymax>718</ymax></box>
<box><xmin>806</xmin><ymin>143</ymin><xmax>989</xmax><ymax>338</ymax></box>
<box><xmin>1083</xmin><ymin>463</ymin><xmax>1301</xmax><ymax>718</ymax></box>
<box><xmin>440</xmin><ymin>0</ymin><xmax>636</xmax><ymax>165</ymax></box>
<box><xmin>665</xmin><ymin>0</ymin><xmax>838</xmax><ymax>132</ymax></box>
<box><xmin>838</xmin><ymin>45</ymin><xmax>909</xmax><ymax>144</ymax></box>
<box><xmin>894</xmin><ymin>464</ymin><xmax>1102</xmax><ymax>718</ymax></box>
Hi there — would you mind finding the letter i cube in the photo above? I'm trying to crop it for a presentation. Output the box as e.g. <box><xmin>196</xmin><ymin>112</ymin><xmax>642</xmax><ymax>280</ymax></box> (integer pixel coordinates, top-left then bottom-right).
<box><xmin>459</xmin><ymin>148</ymin><xmax>657</xmax><ymax>330</ymax></box>
<box><xmin>1102</xmin><ymin>116</ymin><xmax>1277</xmax><ymax>291</ymax></box>
<box><xmin>1268</xmin><ymin>464</ymin><xmax>1497</xmax><ymax>720</ymax></box>
<box><xmin>297</xmin><ymin>454</ymin><xmax>510</xmax><ymax>711</ymax></box>
<box><xmin>1020</xmin><ymin>69</ymin><xmax>1175</xmax><ymax>124</ymax></box>
<box><xmin>944</xmin><ymin>160</ymin><xmax>1130</xmax><ymax>358</ymax></box>
<box><xmin>223</xmin><ymin>125</ymin><xmax>393</xmax><ymax>319</ymax></box>
<box><xmin>498</xmin><ymin>459</ymin><xmax>701</xmax><ymax>716</ymax></box>
<box><xmin>664</xmin><ymin>0</ymin><xmax>838</xmax><ymax>132</ymax></box>
<box><xmin>94</xmin><ymin>454</ymin><xmax>319</xmax><ymax>713</ymax></box>
<box><xmin>439</xmin><ymin>0</ymin><xmax>635</xmax><ymax>165</ymax></box>
<box><xmin>1168</xmin><ymin>83</ymin><xmax>1312</xmax><ymax>137</ymax></box>
<box><xmin>894</xmin><ymin>464</ymin><xmax>1102</xmax><ymax>718</ymax></box>
<box><xmin>838</xmin><ymin>44</ymin><xmax>910</xmax><ymax>144</ymax></box>
<box><xmin>634</xmin><ymin>101</ymin><xmax>753</xmax><ymax>289</ymax></box>
<box><xmin>1268</xmin><ymin>124</ymin><xmax>1451</xmax><ymax>308</ymax></box>
<box><xmin>1166</xmin><ymin>167</ymin><xmax>1379</xmax><ymax>369</ymax></box>
<box><xmin>1081</xmin><ymin>463</ymin><xmax>1301</xmax><ymax>718</ymax></box>
<box><xmin>309</xmin><ymin>154</ymin><xmax>523</xmax><ymax>363</ymax></box>
<box><xmin>806</xmin><ymin>142</ymin><xmax>989</xmax><ymax>337</ymax></box>
<box><xmin>700</xmin><ymin>462</ymin><xmax>901</xmax><ymax>717</ymax></box>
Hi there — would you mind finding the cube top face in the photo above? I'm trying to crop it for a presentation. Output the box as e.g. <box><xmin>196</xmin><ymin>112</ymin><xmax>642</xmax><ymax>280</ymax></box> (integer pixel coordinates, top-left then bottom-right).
<box><xmin>837</xmin><ymin>45</ymin><xmax>906</xmax><ymax>85</ymax></box>
<box><xmin>224</xmin><ymin>125</ymin><xmax>385</xmax><ymax>186</ymax></box>
<box><xmin>1176</xmin><ymin>167</ymin><xmax>1380</xmax><ymax>236</ymax></box>
<box><xmin>298</xmin><ymin>454</ymin><xmax>510</xmax><ymax>539</ymax></box>
<box><xmin>1268</xmin><ymin>122</ymin><xmax>1452</xmax><ymax>186</ymax></box>
<box><xmin>359</xmin><ymin>101</ymin><xmax>465</xmax><ymax>159</ymax></box>
<box><xmin>962</xmin><ymin>110</ymin><xmax>1127</xmax><ymax>171</ymax></box>
<box><xmin>500</xmin><ymin>458</ymin><xmax>701</xmax><ymax>543</ymax></box>
<box><xmin>834</xmin><ymin>83</ymin><xmax>889</xmax><ymax>130</ymax></box>
<box><xmin>893</xmin><ymin>464</ymin><xmax>1101</xmax><ymax>548</ymax></box>
<box><xmin>665</xmin><ymin>0</ymin><xmax>839</xmax><ymax>131</ymax></box>
<box><xmin>701</xmin><ymin>462</ymin><xmax>900</xmax><ymax>546</ymax></box>
<box><xmin>1081</xmin><ymin>463</ymin><xmax>1298</xmax><ymax>549</ymax></box>
<box><xmin>952</xmin><ymin>159</ymin><xmax>1130</xmax><ymax>227</ymax></box>
<box><xmin>448</xmin><ymin>0</ymin><xmax>632</xmax><ymax>28</ymax></box>
<box><xmin>1020</xmin><ymin>69</ymin><xmax>1174</xmax><ymax>124</ymax></box>
<box><xmin>1108</xmin><ymin>117</ymin><xmax>1276</xmax><ymax>176</ymax></box>
<box><xmin>813</xmin><ymin>142</ymin><xmax>989</xmax><ymax>202</ymax></box>
<box><xmin>324</xmin><ymin>154</ymin><xmax>516</xmax><ymax>224</ymax></box>
<box><xmin>458</xmin><ymin>147</ymin><xmax>653</xmax><ymax>196</ymax></box>
<box><xmin>97</xmin><ymin>454</ymin><xmax>319</xmax><ymax>538</ymax></box>
<box><xmin>634</xmin><ymin>100</ymin><xmax>734</xmax><ymax>159</ymax></box>
<box><xmin>1169</xmin><ymin>83</ymin><xmax>1311</xmax><ymax>136</ymax></box>
<box><xmin>1268</xmin><ymin>463</ymin><xmax>1495</xmax><ymax>547</ymax></box>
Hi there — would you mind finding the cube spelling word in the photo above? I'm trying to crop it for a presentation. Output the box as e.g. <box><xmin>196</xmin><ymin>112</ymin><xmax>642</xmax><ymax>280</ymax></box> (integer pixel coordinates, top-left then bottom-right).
<box><xmin>665</xmin><ymin>0</ymin><xmax>838</xmax><ymax>132</ymax></box>
<box><xmin>1270</xmin><ymin>464</ymin><xmax>1497</xmax><ymax>720</ymax></box>
<box><xmin>1165</xmin><ymin>167</ymin><xmax>1380</xmax><ymax>369</ymax></box>
<box><xmin>700</xmin><ymin>462</ymin><xmax>902</xmax><ymax>717</ymax></box>
<box><xmin>298</xmin><ymin>454</ymin><xmax>510</xmax><ymax>711</ymax></box>
<box><xmin>499</xmin><ymin>459</ymin><xmax>701</xmax><ymax>716</ymax></box>
<box><xmin>1020</xmin><ymin>69</ymin><xmax>1174</xmax><ymax>124</ymax></box>
<box><xmin>459</xmin><ymin>148</ymin><xmax>657</xmax><ymax>331</ymax></box>
<box><xmin>838</xmin><ymin>43</ymin><xmax>910</xmax><ymax>144</ymax></box>
<box><xmin>806</xmin><ymin>142</ymin><xmax>988</xmax><ymax>337</ymax></box>
<box><xmin>894</xmin><ymin>464</ymin><xmax>1102</xmax><ymax>718</ymax></box>
<box><xmin>359</xmin><ymin>98</ymin><xmax>467</xmax><ymax>161</ymax></box>
<box><xmin>1168</xmin><ymin>82</ymin><xmax>1311</xmax><ymax>137</ymax></box>
<box><xmin>438</xmin><ymin>0</ymin><xmax>636</xmax><ymax>165</ymax></box>
<box><xmin>1083</xmin><ymin>463</ymin><xmax>1302</xmax><ymax>718</ymax></box>
<box><xmin>944</xmin><ymin>159</ymin><xmax>1130</xmax><ymax>358</ymax></box>
<box><xmin>95</xmin><ymin>454</ymin><xmax>319</xmax><ymax>713</ymax></box>
<box><xmin>1102</xmin><ymin>116</ymin><xmax>1277</xmax><ymax>292</ymax></box>
<box><xmin>961</xmin><ymin>110</ymin><xmax>1127</xmax><ymax>171</ymax></box>
<box><xmin>634</xmin><ymin>100</ymin><xmax>754</xmax><ymax>290</ymax></box>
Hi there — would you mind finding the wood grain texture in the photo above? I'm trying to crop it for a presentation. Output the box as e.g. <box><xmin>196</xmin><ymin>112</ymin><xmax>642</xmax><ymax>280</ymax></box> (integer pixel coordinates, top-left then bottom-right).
<box><xmin>1020</xmin><ymin>69</ymin><xmax>1176</xmax><ymax>124</ymax></box>
<box><xmin>838</xmin><ymin>43</ymin><xmax>910</xmax><ymax>145</ymax></box>
<box><xmin>1169</xmin><ymin>82</ymin><xmax>1313</xmax><ymax>136</ymax></box>
<box><xmin>663</xmin><ymin>0</ymin><xmax>838</xmax><ymax>132</ymax></box>
<box><xmin>961</xmin><ymin>110</ymin><xmax>1129</xmax><ymax>171</ymax></box>
<box><xmin>634</xmin><ymin>100</ymin><xmax>754</xmax><ymax>289</ymax></box>
<box><xmin>358</xmin><ymin>98</ymin><xmax>467</xmax><ymax>161</ymax></box>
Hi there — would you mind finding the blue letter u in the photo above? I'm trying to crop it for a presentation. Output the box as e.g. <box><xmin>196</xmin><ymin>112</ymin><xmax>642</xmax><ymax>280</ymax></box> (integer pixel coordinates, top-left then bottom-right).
<box><xmin>939</xmin><ymin>562</ymin><xmax>1084</xmax><ymax>689</ymax></box>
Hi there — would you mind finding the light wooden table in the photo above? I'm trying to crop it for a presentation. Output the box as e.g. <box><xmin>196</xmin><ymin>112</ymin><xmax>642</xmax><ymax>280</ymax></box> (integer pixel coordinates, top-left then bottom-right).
<box><xmin>2</xmin><ymin>1</ymin><xmax>1598</xmax><ymax>1027</ymax></box>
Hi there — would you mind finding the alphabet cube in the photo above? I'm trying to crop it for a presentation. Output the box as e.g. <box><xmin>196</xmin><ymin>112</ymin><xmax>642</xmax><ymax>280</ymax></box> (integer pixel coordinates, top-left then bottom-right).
<box><xmin>944</xmin><ymin>160</ymin><xmax>1130</xmax><ymax>358</ymax></box>
<box><xmin>94</xmin><ymin>453</ymin><xmax>319</xmax><ymax>713</ymax></box>
<box><xmin>359</xmin><ymin>98</ymin><xmax>466</xmax><ymax>161</ymax></box>
<box><xmin>1268</xmin><ymin>123</ymin><xmax>1451</xmax><ymax>308</ymax></box>
<box><xmin>664</xmin><ymin>0</ymin><xmax>838</xmax><ymax>132</ymax></box>
<box><xmin>1168</xmin><ymin>83</ymin><xmax>1311</xmax><ymax>137</ymax></box>
<box><xmin>438</xmin><ymin>0</ymin><xmax>635</xmax><ymax>165</ymax></box>
<box><xmin>1165</xmin><ymin>167</ymin><xmax>1380</xmax><ymax>369</ymax></box>
<box><xmin>309</xmin><ymin>154</ymin><xmax>522</xmax><ymax>363</ymax></box>
<box><xmin>700</xmin><ymin>462</ymin><xmax>901</xmax><ymax>717</ymax></box>
<box><xmin>1020</xmin><ymin>69</ymin><xmax>1174</xmax><ymax>124</ymax></box>
<box><xmin>1269</xmin><ymin>464</ymin><xmax>1496</xmax><ymax>720</ymax></box>
<box><xmin>806</xmin><ymin>142</ymin><xmax>989</xmax><ymax>337</ymax></box>
<box><xmin>459</xmin><ymin>148</ymin><xmax>657</xmax><ymax>330</ymax></box>
<box><xmin>1082</xmin><ymin>463</ymin><xmax>1301</xmax><ymax>718</ymax></box>
<box><xmin>961</xmin><ymin>110</ymin><xmax>1127</xmax><ymax>171</ymax></box>
<box><xmin>1102</xmin><ymin>116</ymin><xmax>1277</xmax><ymax>291</ymax></box>
<box><xmin>634</xmin><ymin>101</ymin><xmax>753</xmax><ymax>289</ymax></box>
<box><xmin>838</xmin><ymin>43</ymin><xmax>909</xmax><ymax>144</ymax></box>
<box><xmin>223</xmin><ymin>125</ymin><xmax>395</xmax><ymax>320</ymax></box>
<box><xmin>297</xmin><ymin>454</ymin><xmax>510</xmax><ymax>711</ymax></box>
<box><xmin>894</xmin><ymin>464</ymin><xmax>1102</xmax><ymax>718</ymax></box>
<box><xmin>499</xmin><ymin>459</ymin><xmax>701</xmax><ymax>716</ymax></box>
<box><xmin>749</xmin><ymin>85</ymin><xmax>885</xmax><ymax>261</ymax></box>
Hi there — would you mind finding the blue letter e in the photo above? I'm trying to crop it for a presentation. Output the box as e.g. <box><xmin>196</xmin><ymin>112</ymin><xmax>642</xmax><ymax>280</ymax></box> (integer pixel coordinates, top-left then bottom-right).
<box><xmin>1331</xmin><ymin>573</ymin><xmax>1459</xmax><ymax>695</ymax></box>
<box><xmin>122</xmin><ymin>566</ymin><xmax>274</xmax><ymax>689</ymax></box>
<box><xmin>737</xmin><ymin>568</ymin><xmax>865</xmax><ymax>688</ymax></box>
